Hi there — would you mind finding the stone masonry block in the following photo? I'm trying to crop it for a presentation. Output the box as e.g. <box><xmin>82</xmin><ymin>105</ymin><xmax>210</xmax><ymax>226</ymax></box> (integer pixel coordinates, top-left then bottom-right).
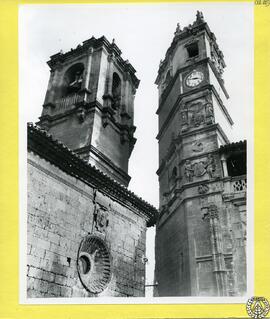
<box><xmin>60</xmin><ymin>286</ymin><xmax>72</xmax><ymax>297</ymax></box>
<box><xmin>55</xmin><ymin>274</ymin><xmax>67</xmax><ymax>286</ymax></box>
<box><xmin>27</xmin><ymin>288</ymin><xmax>42</xmax><ymax>298</ymax></box>
<box><xmin>34</xmin><ymin>279</ymin><xmax>49</xmax><ymax>293</ymax></box>
<box><xmin>28</xmin><ymin>266</ymin><xmax>43</xmax><ymax>279</ymax></box>
<box><xmin>51</xmin><ymin>262</ymin><xmax>68</xmax><ymax>276</ymax></box>
<box><xmin>36</xmin><ymin>238</ymin><xmax>51</xmax><ymax>250</ymax></box>
<box><xmin>42</xmin><ymin>270</ymin><xmax>55</xmax><ymax>283</ymax></box>
<box><xmin>30</xmin><ymin>246</ymin><xmax>45</xmax><ymax>259</ymax></box>
<box><xmin>47</xmin><ymin>282</ymin><xmax>61</xmax><ymax>296</ymax></box>
<box><xmin>27</xmin><ymin>276</ymin><xmax>36</xmax><ymax>290</ymax></box>
<box><xmin>27</xmin><ymin>255</ymin><xmax>41</xmax><ymax>268</ymax></box>
<box><xmin>48</xmin><ymin>231</ymin><xmax>60</xmax><ymax>245</ymax></box>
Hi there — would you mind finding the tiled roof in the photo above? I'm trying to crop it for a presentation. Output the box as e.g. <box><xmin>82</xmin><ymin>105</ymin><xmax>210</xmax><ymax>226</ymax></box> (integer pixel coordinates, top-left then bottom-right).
<box><xmin>27</xmin><ymin>123</ymin><xmax>158</xmax><ymax>226</ymax></box>
<box><xmin>219</xmin><ymin>140</ymin><xmax>247</xmax><ymax>153</ymax></box>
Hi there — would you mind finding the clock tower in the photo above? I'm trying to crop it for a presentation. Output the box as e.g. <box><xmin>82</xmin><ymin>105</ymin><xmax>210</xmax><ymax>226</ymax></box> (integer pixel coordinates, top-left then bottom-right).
<box><xmin>155</xmin><ymin>12</ymin><xmax>246</xmax><ymax>296</ymax></box>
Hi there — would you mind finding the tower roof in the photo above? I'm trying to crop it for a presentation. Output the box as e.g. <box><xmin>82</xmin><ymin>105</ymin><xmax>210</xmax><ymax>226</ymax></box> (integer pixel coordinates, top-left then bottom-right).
<box><xmin>156</xmin><ymin>11</ymin><xmax>225</xmax><ymax>84</ymax></box>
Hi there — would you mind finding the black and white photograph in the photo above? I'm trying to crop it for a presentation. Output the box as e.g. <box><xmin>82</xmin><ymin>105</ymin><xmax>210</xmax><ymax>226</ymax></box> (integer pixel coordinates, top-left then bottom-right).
<box><xmin>19</xmin><ymin>3</ymin><xmax>253</xmax><ymax>302</ymax></box>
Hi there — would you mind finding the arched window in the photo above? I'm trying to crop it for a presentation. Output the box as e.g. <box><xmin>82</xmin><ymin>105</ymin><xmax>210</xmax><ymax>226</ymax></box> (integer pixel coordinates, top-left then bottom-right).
<box><xmin>61</xmin><ymin>63</ymin><xmax>84</xmax><ymax>97</ymax></box>
<box><xmin>112</xmin><ymin>72</ymin><xmax>121</xmax><ymax>109</ymax></box>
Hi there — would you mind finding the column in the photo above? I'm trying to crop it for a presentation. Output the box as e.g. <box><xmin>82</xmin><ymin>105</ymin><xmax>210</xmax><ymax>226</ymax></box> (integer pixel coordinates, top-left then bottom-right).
<box><xmin>221</xmin><ymin>154</ymin><xmax>229</xmax><ymax>177</ymax></box>
<box><xmin>82</xmin><ymin>47</ymin><xmax>93</xmax><ymax>103</ymax></box>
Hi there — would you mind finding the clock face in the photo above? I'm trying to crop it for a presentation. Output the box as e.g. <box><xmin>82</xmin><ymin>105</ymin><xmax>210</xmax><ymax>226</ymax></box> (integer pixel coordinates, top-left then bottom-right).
<box><xmin>185</xmin><ymin>70</ymin><xmax>204</xmax><ymax>87</ymax></box>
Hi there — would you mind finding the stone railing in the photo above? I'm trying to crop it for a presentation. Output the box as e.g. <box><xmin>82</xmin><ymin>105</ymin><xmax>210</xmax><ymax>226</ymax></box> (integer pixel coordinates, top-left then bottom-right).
<box><xmin>223</xmin><ymin>175</ymin><xmax>247</xmax><ymax>194</ymax></box>
<box><xmin>231</xmin><ymin>176</ymin><xmax>247</xmax><ymax>192</ymax></box>
<box><xmin>55</xmin><ymin>93</ymin><xmax>84</xmax><ymax>110</ymax></box>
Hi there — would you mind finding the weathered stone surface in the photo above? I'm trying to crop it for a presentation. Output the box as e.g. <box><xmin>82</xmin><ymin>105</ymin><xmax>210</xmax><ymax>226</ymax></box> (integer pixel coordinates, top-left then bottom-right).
<box><xmin>27</xmin><ymin>151</ymin><xmax>148</xmax><ymax>297</ymax></box>
<box><xmin>155</xmin><ymin>13</ymin><xmax>246</xmax><ymax>297</ymax></box>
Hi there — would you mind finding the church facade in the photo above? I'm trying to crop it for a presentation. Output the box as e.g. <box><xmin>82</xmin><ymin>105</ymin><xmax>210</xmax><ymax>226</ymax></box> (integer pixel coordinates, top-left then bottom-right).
<box><xmin>26</xmin><ymin>12</ymin><xmax>247</xmax><ymax>298</ymax></box>
<box><xmin>154</xmin><ymin>12</ymin><xmax>247</xmax><ymax>297</ymax></box>
<box><xmin>27</xmin><ymin>36</ymin><xmax>157</xmax><ymax>298</ymax></box>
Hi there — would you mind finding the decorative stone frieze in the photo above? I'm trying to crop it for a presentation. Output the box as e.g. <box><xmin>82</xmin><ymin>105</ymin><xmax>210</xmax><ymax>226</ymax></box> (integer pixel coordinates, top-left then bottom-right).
<box><xmin>184</xmin><ymin>154</ymin><xmax>216</xmax><ymax>182</ymax></box>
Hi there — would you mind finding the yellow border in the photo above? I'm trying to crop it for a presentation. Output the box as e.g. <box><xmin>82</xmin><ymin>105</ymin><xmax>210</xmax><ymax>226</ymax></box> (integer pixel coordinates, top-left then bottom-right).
<box><xmin>0</xmin><ymin>1</ymin><xmax>269</xmax><ymax>318</ymax></box>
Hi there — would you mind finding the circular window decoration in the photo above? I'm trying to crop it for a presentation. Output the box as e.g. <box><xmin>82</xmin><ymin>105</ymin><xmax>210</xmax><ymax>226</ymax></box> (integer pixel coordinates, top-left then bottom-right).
<box><xmin>77</xmin><ymin>235</ymin><xmax>112</xmax><ymax>294</ymax></box>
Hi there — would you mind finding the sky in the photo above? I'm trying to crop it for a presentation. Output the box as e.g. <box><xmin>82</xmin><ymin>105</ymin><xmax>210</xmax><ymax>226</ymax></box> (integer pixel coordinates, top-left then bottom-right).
<box><xmin>19</xmin><ymin>3</ymin><xmax>253</xmax><ymax>294</ymax></box>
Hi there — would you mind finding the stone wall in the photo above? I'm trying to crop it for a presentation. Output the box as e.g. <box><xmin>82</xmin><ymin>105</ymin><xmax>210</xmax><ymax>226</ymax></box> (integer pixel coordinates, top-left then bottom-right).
<box><xmin>27</xmin><ymin>151</ymin><xmax>147</xmax><ymax>298</ymax></box>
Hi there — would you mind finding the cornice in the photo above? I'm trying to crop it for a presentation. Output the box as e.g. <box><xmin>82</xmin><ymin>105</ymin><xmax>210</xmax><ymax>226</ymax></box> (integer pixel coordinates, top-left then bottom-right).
<box><xmin>48</xmin><ymin>36</ymin><xmax>139</xmax><ymax>89</ymax></box>
<box><xmin>157</xmin><ymin>187</ymin><xmax>223</xmax><ymax>230</ymax></box>
<box><xmin>156</xmin><ymin>58</ymin><xmax>231</xmax><ymax>121</ymax></box>
<box><xmin>157</xmin><ymin>140</ymin><xmax>220</xmax><ymax>176</ymax></box>
<box><xmin>38</xmin><ymin>100</ymin><xmax>136</xmax><ymax>138</ymax></box>
<box><xmin>156</xmin><ymin>58</ymin><xmax>209</xmax><ymax>114</ymax></box>
<box><xmin>27</xmin><ymin>123</ymin><xmax>158</xmax><ymax>226</ymax></box>
<box><xmin>156</xmin><ymin>83</ymin><xmax>233</xmax><ymax>142</ymax></box>
<box><xmin>88</xmin><ymin>144</ymin><xmax>131</xmax><ymax>183</ymax></box>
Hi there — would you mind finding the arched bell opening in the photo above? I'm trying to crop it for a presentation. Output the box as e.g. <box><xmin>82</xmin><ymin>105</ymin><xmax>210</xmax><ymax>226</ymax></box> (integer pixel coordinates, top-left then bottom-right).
<box><xmin>61</xmin><ymin>63</ymin><xmax>85</xmax><ymax>97</ymax></box>
<box><xmin>112</xmin><ymin>72</ymin><xmax>121</xmax><ymax>109</ymax></box>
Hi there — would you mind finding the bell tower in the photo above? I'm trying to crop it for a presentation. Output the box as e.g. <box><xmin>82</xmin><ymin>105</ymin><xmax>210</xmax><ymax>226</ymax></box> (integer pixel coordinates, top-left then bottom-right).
<box><xmin>38</xmin><ymin>36</ymin><xmax>139</xmax><ymax>186</ymax></box>
<box><xmin>155</xmin><ymin>12</ymin><xmax>246</xmax><ymax>296</ymax></box>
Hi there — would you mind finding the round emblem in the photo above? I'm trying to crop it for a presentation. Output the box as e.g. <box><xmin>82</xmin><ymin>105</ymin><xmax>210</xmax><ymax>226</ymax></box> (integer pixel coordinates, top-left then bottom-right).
<box><xmin>77</xmin><ymin>235</ymin><xmax>112</xmax><ymax>294</ymax></box>
<box><xmin>246</xmin><ymin>296</ymin><xmax>270</xmax><ymax>319</ymax></box>
<box><xmin>185</xmin><ymin>70</ymin><xmax>204</xmax><ymax>87</ymax></box>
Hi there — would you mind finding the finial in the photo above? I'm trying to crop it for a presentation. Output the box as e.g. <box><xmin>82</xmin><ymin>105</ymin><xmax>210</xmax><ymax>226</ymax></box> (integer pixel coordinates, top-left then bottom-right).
<box><xmin>174</xmin><ymin>22</ymin><xmax>182</xmax><ymax>35</ymax></box>
<box><xmin>196</xmin><ymin>11</ymin><xmax>204</xmax><ymax>22</ymax></box>
<box><xmin>112</xmin><ymin>38</ymin><xmax>115</xmax><ymax>44</ymax></box>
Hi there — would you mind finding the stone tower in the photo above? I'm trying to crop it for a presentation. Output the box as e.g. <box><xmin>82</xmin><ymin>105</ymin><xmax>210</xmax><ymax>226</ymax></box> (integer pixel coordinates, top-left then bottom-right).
<box><xmin>155</xmin><ymin>12</ymin><xmax>247</xmax><ymax>296</ymax></box>
<box><xmin>38</xmin><ymin>36</ymin><xmax>139</xmax><ymax>186</ymax></box>
<box><xmin>27</xmin><ymin>36</ymin><xmax>158</xmax><ymax>298</ymax></box>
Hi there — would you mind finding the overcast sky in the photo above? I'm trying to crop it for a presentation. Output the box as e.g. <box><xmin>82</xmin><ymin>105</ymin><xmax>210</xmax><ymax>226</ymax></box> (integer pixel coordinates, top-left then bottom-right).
<box><xmin>19</xmin><ymin>3</ymin><xmax>253</xmax><ymax>292</ymax></box>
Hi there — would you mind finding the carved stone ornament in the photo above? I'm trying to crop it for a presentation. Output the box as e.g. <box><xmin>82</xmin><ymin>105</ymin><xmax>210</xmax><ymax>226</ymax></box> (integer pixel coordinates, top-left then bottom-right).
<box><xmin>160</xmin><ymin>192</ymin><xmax>169</xmax><ymax>212</ymax></box>
<box><xmin>198</xmin><ymin>184</ymin><xmax>209</xmax><ymax>194</ymax></box>
<box><xmin>190</xmin><ymin>102</ymin><xmax>205</xmax><ymax>127</ymax></box>
<box><xmin>180</xmin><ymin>102</ymin><xmax>205</xmax><ymax>132</ymax></box>
<box><xmin>205</xmin><ymin>154</ymin><xmax>216</xmax><ymax>178</ymax></box>
<box><xmin>192</xmin><ymin>140</ymin><xmax>204</xmax><ymax>153</ymax></box>
<box><xmin>174</xmin><ymin>23</ymin><xmax>182</xmax><ymax>36</ymax></box>
<box><xmin>184</xmin><ymin>160</ymin><xmax>194</xmax><ymax>182</ymax></box>
<box><xmin>202</xmin><ymin>204</ymin><xmax>219</xmax><ymax>220</ymax></box>
<box><xmin>93</xmin><ymin>204</ymin><xmax>109</xmax><ymax>233</ymax></box>
<box><xmin>77</xmin><ymin>107</ymin><xmax>86</xmax><ymax>123</ymax></box>
<box><xmin>77</xmin><ymin>235</ymin><xmax>111</xmax><ymax>294</ymax></box>
<box><xmin>184</xmin><ymin>154</ymin><xmax>216</xmax><ymax>182</ymax></box>
<box><xmin>180</xmin><ymin>108</ymin><xmax>189</xmax><ymax>132</ymax></box>
<box><xmin>196</xmin><ymin>11</ymin><xmax>204</xmax><ymax>23</ymax></box>
<box><xmin>193</xmin><ymin>161</ymin><xmax>206</xmax><ymax>177</ymax></box>
<box><xmin>205</xmin><ymin>102</ymin><xmax>214</xmax><ymax>124</ymax></box>
<box><xmin>210</xmin><ymin>49</ymin><xmax>224</xmax><ymax>77</ymax></box>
